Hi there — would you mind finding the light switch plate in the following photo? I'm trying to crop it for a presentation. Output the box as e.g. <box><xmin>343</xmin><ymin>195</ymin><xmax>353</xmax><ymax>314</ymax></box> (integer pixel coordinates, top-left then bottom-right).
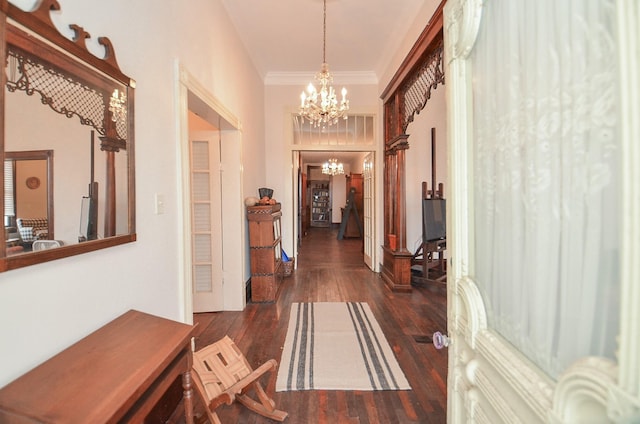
<box><xmin>154</xmin><ymin>193</ymin><xmax>165</xmax><ymax>215</ymax></box>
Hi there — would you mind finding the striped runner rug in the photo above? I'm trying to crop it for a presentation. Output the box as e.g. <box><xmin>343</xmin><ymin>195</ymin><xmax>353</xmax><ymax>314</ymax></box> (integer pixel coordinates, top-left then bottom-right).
<box><xmin>276</xmin><ymin>302</ymin><xmax>411</xmax><ymax>391</ymax></box>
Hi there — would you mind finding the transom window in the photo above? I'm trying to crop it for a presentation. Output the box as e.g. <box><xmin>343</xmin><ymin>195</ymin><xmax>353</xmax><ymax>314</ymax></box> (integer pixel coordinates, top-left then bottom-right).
<box><xmin>293</xmin><ymin>114</ymin><xmax>374</xmax><ymax>146</ymax></box>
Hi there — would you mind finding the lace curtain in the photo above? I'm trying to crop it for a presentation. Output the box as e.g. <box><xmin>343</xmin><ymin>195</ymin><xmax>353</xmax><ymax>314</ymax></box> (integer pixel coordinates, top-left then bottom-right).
<box><xmin>471</xmin><ymin>0</ymin><xmax>620</xmax><ymax>378</ymax></box>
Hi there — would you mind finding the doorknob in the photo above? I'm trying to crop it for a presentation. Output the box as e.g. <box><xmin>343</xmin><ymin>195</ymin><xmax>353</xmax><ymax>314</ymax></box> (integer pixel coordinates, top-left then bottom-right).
<box><xmin>433</xmin><ymin>331</ymin><xmax>450</xmax><ymax>349</ymax></box>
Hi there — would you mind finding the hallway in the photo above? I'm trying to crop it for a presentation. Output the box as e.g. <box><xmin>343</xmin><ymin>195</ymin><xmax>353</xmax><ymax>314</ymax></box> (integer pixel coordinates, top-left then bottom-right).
<box><xmin>190</xmin><ymin>226</ymin><xmax>448</xmax><ymax>423</ymax></box>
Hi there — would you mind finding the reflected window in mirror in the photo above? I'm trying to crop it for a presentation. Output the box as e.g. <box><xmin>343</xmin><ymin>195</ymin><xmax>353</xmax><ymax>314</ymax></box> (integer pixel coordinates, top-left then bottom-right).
<box><xmin>4</xmin><ymin>150</ymin><xmax>53</xmax><ymax>255</ymax></box>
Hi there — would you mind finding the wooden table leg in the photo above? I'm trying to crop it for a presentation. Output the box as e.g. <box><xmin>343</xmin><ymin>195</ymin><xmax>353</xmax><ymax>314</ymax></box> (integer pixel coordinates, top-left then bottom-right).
<box><xmin>182</xmin><ymin>370</ymin><xmax>194</xmax><ymax>424</ymax></box>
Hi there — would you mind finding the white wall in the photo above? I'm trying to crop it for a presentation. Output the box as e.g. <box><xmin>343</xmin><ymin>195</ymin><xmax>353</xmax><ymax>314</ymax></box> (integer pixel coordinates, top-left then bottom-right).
<box><xmin>14</xmin><ymin>161</ymin><xmax>47</xmax><ymax>220</ymax></box>
<box><xmin>0</xmin><ymin>0</ymin><xmax>265</xmax><ymax>387</ymax></box>
<box><xmin>378</xmin><ymin>2</ymin><xmax>443</xmax><ymax>86</ymax></box>
<box><xmin>331</xmin><ymin>174</ymin><xmax>347</xmax><ymax>224</ymax></box>
<box><xmin>405</xmin><ymin>87</ymin><xmax>448</xmax><ymax>254</ymax></box>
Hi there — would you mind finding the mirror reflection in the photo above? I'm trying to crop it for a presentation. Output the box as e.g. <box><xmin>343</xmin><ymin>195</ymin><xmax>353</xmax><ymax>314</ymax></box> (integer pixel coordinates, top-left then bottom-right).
<box><xmin>4</xmin><ymin>150</ymin><xmax>53</xmax><ymax>255</ymax></box>
<box><xmin>5</xmin><ymin>86</ymin><xmax>129</xmax><ymax>248</ymax></box>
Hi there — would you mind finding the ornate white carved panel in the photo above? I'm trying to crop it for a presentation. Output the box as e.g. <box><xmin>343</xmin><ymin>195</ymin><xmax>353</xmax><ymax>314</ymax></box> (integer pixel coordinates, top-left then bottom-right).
<box><xmin>444</xmin><ymin>0</ymin><xmax>640</xmax><ymax>423</ymax></box>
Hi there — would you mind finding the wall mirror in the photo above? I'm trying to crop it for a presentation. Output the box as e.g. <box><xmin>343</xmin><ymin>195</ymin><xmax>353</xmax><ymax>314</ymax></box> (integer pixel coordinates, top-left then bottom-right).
<box><xmin>1</xmin><ymin>0</ymin><xmax>136</xmax><ymax>272</ymax></box>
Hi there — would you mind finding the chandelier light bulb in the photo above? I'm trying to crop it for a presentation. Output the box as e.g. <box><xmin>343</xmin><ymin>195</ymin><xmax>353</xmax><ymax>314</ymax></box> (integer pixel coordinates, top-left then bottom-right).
<box><xmin>321</xmin><ymin>158</ymin><xmax>344</xmax><ymax>176</ymax></box>
<box><xmin>109</xmin><ymin>88</ymin><xmax>127</xmax><ymax>124</ymax></box>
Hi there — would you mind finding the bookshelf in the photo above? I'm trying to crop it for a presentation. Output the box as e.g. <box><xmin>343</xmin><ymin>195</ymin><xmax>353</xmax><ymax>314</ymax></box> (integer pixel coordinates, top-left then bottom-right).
<box><xmin>311</xmin><ymin>185</ymin><xmax>330</xmax><ymax>227</ymax></box>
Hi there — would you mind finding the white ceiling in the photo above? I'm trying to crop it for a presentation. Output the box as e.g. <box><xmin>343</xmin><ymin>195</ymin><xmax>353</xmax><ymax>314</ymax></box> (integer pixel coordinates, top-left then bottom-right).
<box><xmin>220</xmin><ymin>0</ymin><xmax>431</xmax><ymax>165</ymax></box>
<box><xmin>220</xmin><ymin>0</ymin><xmax>427</xmax><ymax>79</ymax></box>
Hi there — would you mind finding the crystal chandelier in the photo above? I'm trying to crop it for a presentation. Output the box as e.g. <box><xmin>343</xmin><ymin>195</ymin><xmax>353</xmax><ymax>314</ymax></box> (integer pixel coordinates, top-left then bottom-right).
<box><xmin>109</xmin><ymin>88</ymin><xmax>127</xmax><ymax>124</ymax></box>
<box><xmin>322</xmin><ymin>158</ymin><xmax>344</xmax><ymax>176</ymax></box>
<box><xmin>299</xmin><ymin>0</ymin><xmax>349</xmax><ymax>128</ymax></box>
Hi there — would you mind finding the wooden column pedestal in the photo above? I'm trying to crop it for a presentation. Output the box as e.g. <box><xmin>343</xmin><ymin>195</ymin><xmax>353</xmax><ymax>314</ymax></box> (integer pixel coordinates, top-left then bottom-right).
<box><xmin>381</xmin><ymin>246</ymin><xmax>414</xmax><ymax>292</ymax></box>
<box><xmin>381</xmin><ymin>135</ymin><xmax>413</xmax><ymax>293</ymax></box>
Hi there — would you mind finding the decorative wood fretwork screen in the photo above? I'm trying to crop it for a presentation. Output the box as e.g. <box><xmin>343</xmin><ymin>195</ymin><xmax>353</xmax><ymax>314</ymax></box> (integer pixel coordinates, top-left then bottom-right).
<box><xmin>5</xmin><ymin>39</ymin><xmax>127</xmax><ymax>152</ymax></box>
<box><xmin>401</xmin><ymin>41</ymin><xmax>444</xmax><ymax>134</ymax></box>
<box><xmin>6</xmin><ymin>48</ymin><xmax>128</xmax><ymax>142</ymax></box>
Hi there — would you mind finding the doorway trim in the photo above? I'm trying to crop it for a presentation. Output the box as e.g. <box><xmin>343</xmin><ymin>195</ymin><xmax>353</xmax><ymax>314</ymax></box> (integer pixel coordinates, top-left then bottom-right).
<box><xmin>289</xmin><ymin>146</ymin><xmax>378</xmax><ymax>271</ymax></box>
<box><xmin>176</xmin><ymin>61</ymin><xmax>243</xmax><ymax>323</ymax></box>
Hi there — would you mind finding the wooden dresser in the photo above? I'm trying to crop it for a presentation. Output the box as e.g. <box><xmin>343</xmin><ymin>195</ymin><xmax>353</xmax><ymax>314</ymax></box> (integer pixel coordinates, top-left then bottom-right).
<box><xmin>0</xmin><ymin>310</ymin><xmax>197</xmax><ymax>423</ymax></box>
<box><xmin>247</xmin><ymin>203</ymin><xmax>283</xmax><ymax>302</ymax></box>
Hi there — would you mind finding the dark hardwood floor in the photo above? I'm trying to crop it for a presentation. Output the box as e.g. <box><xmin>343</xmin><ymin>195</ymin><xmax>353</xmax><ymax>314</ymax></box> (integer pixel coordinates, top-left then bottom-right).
<box><xmin>187</xmin><ymin>226</ymin><xmax>447</xmax><ymax>423</ymax></box>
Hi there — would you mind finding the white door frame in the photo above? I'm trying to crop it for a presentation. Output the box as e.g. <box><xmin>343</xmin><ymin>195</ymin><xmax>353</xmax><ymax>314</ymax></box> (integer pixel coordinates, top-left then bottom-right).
<box><xmin>289</xmin><ymin>147</ymin><xmax>377</xmax><ymax>271</ymax></box>
<box><xmin>176</xmin><ymin>62</ymin><xmax>245</xmax><ymax>323</ymax></box>
<box><xmin>285</xmin><ymin>111</ymin><xmax>381</xmax><ymax>271</ymax></box>
<box><xmin>363</xmin><ymin>152</ymin><xmax>375</xmax><ymax>269</ymax></box>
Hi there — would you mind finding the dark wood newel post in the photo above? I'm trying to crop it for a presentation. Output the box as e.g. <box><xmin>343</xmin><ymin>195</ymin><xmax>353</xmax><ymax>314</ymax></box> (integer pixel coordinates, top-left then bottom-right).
<box><xmin>104</xmin><ymin>151</ymin><xmax>116</xmax><ymax>237</ymax></box>
<box><xmin>100</xmin><ymin>118</ymin><xmax>124</xmax><ymax>238</ymax></box>
<box><xmin>100</xmin><ymin>100</ymin><xmax>128</xmax><ymax>238</ymax></box>
<box><xmin>381</xmin><ymin>135</ymin><xmax>413</xmax><ymax>292</ymax></box>
<box><xmin>384</xmin><ymin>149</ymin><xmax>395</xmax><ymax>244</ymax></box>
<box><xmin>395</xmin><ymin>138</ymin><xmax>409</xmax><ymax>253</ymax></box>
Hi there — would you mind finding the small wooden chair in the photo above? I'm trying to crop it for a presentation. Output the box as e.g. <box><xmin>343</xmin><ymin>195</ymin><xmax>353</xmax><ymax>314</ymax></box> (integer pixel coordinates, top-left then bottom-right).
<box><xmin>192</xmin><ymin>335</ymin><xmax>288</xmax><ymax>424</ymax></box>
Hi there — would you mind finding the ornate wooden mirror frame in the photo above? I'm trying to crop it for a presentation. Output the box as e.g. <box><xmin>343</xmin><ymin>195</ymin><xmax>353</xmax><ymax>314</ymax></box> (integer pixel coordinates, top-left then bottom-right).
<box><xmin>0</xmin><ymin>0</ymin><xmax>136</xmax><ymax>272</ymax></box>
<box><xmin>380</xmin><ymin>1</ymin><xmax>445</xmax><ymax>292</ymax></box>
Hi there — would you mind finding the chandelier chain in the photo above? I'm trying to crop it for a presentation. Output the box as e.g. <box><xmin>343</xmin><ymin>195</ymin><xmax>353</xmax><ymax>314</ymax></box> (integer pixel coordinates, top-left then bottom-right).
<box><xmin>322</xmin><ymin>0</ymin><xmax>326</xmax><ymax>64</ymax></box>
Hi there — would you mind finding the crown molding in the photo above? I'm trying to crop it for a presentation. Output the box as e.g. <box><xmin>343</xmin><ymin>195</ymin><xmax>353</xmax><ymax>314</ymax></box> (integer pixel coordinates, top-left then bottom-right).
<box><xmin>264</xmin><ymin>71</ymin><xmax>378</xmax><ymax>86</ymax></box>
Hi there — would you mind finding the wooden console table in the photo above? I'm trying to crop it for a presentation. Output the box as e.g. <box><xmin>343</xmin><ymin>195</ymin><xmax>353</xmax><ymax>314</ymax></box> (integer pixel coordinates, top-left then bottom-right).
<box><xmin>0</xmin><ymin>310</ymin><xmax>197</xmax><ymax>423</ymax></box>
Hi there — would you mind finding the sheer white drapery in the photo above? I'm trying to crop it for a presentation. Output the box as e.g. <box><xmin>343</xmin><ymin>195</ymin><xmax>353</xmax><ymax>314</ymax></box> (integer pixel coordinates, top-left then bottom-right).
<box><xmin>471</xmin><ymin>0</ymin><xmax>620</xmax><ymax>378</ymax></box>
